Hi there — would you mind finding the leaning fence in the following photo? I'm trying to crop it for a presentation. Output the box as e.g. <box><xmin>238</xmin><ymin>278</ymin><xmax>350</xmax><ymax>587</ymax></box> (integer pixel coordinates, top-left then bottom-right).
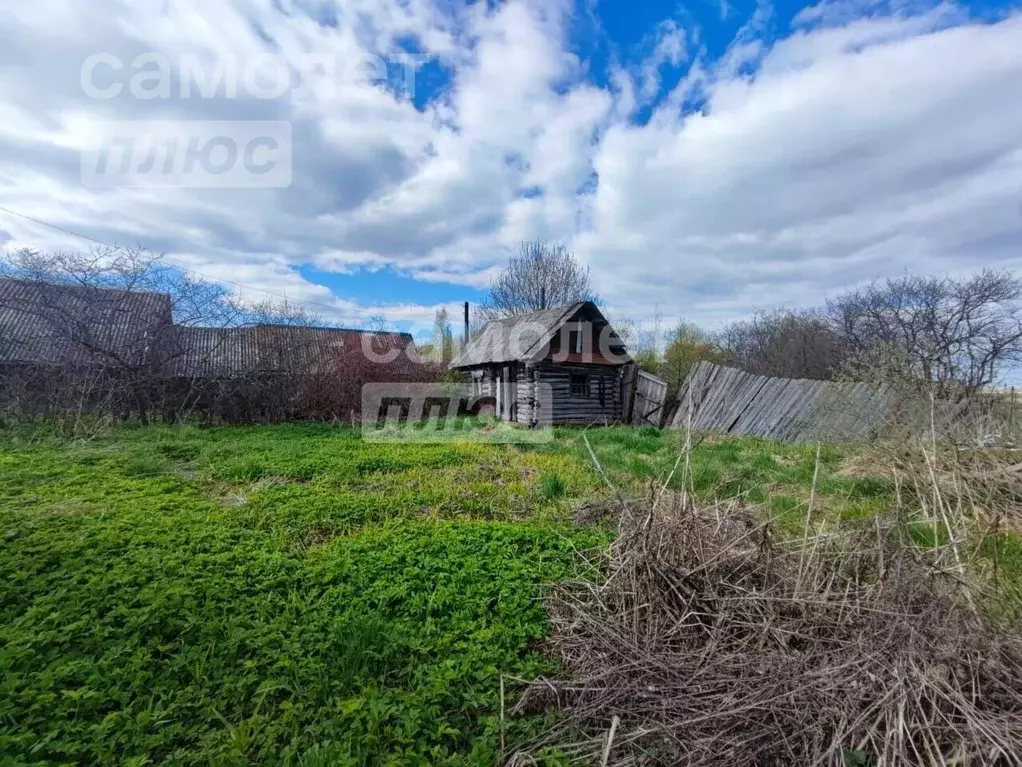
<box><xmin>670</xmin><ymin>362</ymin><xmax>901</xmax><ymax>443</ymax></box>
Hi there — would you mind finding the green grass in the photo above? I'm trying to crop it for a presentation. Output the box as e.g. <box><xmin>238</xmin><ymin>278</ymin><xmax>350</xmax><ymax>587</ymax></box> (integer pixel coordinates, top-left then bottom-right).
<box><xmin>539</xmin><ymin>473</ymin><xmax>567</xmax><ymax>500</ymax></box>
<box><xmin>3</xmin><ymin>422</ymin><xmax>1005</xmax><ymax>765</ymax></box>
<box><xmin>555</xmin><ymin>427</ymin><xmax>897</xmax><ymax>534</ymax></box>
<box><xmin>0</xmin><ymin>424</ymin><xmax>611</xmax><ymax>766</ymax></box>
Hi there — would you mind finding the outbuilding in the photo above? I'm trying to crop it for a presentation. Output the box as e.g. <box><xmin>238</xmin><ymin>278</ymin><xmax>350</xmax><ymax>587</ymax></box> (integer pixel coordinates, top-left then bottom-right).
<box><xmin>449</xmin><ymin>301</ymin><xmax>633</xmax><ymax>425</ymax></box>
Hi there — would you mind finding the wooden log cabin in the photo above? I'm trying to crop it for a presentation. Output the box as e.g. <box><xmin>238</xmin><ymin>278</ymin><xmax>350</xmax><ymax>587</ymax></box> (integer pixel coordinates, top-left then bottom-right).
<box><xmin>449</xmin><ymin>301</ymin><xmax>634</xmax><ymax>426</ymax></box>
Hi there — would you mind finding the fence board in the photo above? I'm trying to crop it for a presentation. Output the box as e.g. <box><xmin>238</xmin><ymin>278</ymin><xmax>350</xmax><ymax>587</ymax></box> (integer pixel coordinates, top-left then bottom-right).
<box><xmin>631</xmin><ymin>369</ymin><xmax>669</xmax><ymax>426</ymax></box>
<box><xmin>672</xmin><ymin>362</ymin><xmax>899</xmax><ymax>443</ymax></box>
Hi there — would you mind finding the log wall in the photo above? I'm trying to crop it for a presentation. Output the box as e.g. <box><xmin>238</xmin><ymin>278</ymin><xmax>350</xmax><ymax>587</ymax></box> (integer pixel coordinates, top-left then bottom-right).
<box><xmin>516</xmin><ymin>366</ymin><xmax>534</xmax><ymax>425</ymax></box>
<box><xmin>537</xmin><ymin>363</ymin><xmax>624</xmax><ymax>425</ymax></box>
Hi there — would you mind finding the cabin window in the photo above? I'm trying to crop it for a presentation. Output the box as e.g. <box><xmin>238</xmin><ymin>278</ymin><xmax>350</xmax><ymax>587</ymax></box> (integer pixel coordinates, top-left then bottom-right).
<box><xmin>570</xmin><ymin>374</ymin><xmax>589</xmax><ymax>396</ymax></box>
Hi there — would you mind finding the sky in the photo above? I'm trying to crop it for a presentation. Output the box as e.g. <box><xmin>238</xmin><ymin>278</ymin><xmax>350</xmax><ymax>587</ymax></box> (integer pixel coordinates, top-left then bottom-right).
<box><xmin>1</xmin><ymin>0</ymin><xmax>1021</xmax><ymax>342</ymax></box>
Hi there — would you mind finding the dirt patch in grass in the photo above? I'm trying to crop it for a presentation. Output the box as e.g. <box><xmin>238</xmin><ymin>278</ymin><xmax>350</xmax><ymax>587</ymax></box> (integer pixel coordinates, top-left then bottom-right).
<box><xmin>572</xmin><ymin>499</ymin><xmax>623</xmax><ymax>527</ymax></box>
<box><xmin>215</xmin><ymin>475</ymin><xmax>305</xmax><ymax>507</ymax></box>
<box><xmin>41</xmin><ymin>500</ymin><xmax>103</xmax><ymax>517</ymax></box>
<box><xmin>300</xmin><ymin>524</ymin><xmax>340</xmax><ymax>550</ymax></box>
<box><xmin>836</xmin><ymin>451</ymin><xmax>895</xmax><ymax>479</ymax></box>
<box><xmin>770</xmin><ymin>452</ymin><xmax>801</xmax><ymax>468</ymax></box>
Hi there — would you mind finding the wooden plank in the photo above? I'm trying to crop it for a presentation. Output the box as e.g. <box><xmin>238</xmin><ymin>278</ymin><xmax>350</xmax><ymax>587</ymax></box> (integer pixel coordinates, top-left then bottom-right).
<box><xmin>669</xmin><ymin>362</ymin><xmax>901</xmax><ymax>444</ymax></box>
<box><xmin>632</xmin><ymin>369</ymin><xmax>669</xmax><ymax>426</ymax></box>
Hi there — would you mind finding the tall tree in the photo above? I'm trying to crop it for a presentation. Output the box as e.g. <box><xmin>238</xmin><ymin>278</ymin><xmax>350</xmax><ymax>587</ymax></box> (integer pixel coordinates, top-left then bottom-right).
<box><xmin>482</xmin><ymin>241</ymin><xmax>600</xmax><ymax>318</ymax></box>
<box><xmin>431</xmin><ymin>307</ymin><xmax>455</xmax><ymax>364</ymax></box>
<box><xmin>660</xmin><ymin>322</ymin><xmax>730</xmax><ymax>392</ymax></box>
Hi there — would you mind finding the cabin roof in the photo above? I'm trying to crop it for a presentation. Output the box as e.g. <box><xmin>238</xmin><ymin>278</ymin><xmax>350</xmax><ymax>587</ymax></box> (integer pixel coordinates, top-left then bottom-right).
<box><xmin>449</xmin><ymin>301</ymin><xmax>629</xmax><ymax>368</ymax></box>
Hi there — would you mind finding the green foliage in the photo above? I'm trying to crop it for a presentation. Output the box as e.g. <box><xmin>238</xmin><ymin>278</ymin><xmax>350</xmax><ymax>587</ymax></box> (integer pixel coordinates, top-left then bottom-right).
<box><xmin>0</xmin><ymin>424</ymin><xmax>608</xmax><ymax>765</ymax></box>
<box><xmin>431</xmin><ymin>307</ymin><xmax>456</xmax><ymax>366</ymax></box>
<box><xmin>659</xmin><ymin>323</ymin><xmax>730</xmax><ymax>392</ymax></box>
<box><xmin>630</xmin><ymin>348</ymin><xmax>661</xmax><ymax>374</ymax></box>
<box><xmin>6</xmin><ymin>422</ymin><xmax>1014</xmax><ymax>764</ymax></box>
<box><xmin>539</xmin><ymin>472</ymin><xmax>566</xmax><ymax>499</ymax></box>
<box><xmin>841</xmin><ymin>748</ymin><xmax>874</xmax><ymax>766</ymax></box>
<box><xmin>632</xmin><ymin>320</ymin><xmax>729</xmax><ymax>391</ymax></box>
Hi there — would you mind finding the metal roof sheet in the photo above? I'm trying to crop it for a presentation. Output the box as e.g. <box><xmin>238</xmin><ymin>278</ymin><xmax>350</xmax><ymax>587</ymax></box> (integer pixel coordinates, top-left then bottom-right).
<box><xmin>0</xmin><ymin>278</ymin><xmax>172</xmax><ymax>366</ymax></box>
<box><xmin>162</xmin><ymin>324</ymin><xmax>416</xmax><ymax>377</ymax></box>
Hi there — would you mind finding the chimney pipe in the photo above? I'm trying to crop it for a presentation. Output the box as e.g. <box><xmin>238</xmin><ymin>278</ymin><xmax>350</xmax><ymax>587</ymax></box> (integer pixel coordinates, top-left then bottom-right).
<box><xmin>541</xmin><ymin>286</ymin><xmax>546</xmax><ymax>310</ymax></box>
<box><xmin>463</xmin><ymin>301</ymin><xmax>470</xmax><ymax>345</ymax></box>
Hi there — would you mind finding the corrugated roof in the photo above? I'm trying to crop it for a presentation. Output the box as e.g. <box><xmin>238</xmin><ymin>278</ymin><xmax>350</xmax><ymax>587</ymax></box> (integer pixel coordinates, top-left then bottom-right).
<box><xmin>0</xmin><ymin>278</ymin><xmax>172</xmax><ymax>366</ymax></box>
<box><xmin>161</xmin><ymin>326</ymin><xmax>259</xmax><ymax>377</ymax></box>
<box><xmin>162</xmin><ymin>324</ymin><xmax>416</xmax><ymax>377</ymax></box>
<box><xmin>449</xmin><ymin>303</ymin><xmax>585</xmax><ymax>367</ymax></box>
<box><xmin>0</xmin><ymin>278</ymin><xmax>418</xmax><ymax>377</ymax></box>
<box><xmin>251</xmin><ymin>325</ymin><xmax>415</xmax><ymax>373</ymax></box>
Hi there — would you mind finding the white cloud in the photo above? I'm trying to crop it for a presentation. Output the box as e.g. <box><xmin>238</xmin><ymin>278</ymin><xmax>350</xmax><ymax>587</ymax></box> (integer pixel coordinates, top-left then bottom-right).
<box><xmin>1</xmin><ymin>0</ymin><xmax>1021</xmax><ymax>333</ymax></box>
<box><xmin>579</xmin><ymin>9</ymin><xmax>1022</xmax><ymax>324</ymax></box>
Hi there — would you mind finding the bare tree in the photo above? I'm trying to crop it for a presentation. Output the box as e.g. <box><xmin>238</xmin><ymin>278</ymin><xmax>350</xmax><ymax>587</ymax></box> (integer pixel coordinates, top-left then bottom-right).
<box><xmin>828</xmin><ymin>270</ymin><xmax>1022</xmax><ymax>397</ymax></box>
<box><xmin>623</xmin><ymin>308</ymin><xmax>664</xmax><ymax>374</ymax></box>
<box><xmin>0</xmin><ymin>246</ymin><xmax>436</xmax><ymax>428</ymax></box>
<box><xmin>0</xmin><ymin>246</ymin><xmax>240</xmax><ymax>428</ymax></box>
<box><xmin>244</xmin><ymin>298</ymin><xmax>322</xmax><ymax>329</ymax></box>
<box><xmin>715</xmin><ymin>308</ymin><xmax>846</xmax><ymax>381</ymax></box>
<box><xmin>361</xmin><ymin>314</ymin><xmax>393</xmax><ymax>333</ymax></box>
<box><xmin>482</xmin><ymin>241</ymin><xmax>600</xmax><ymax>318</ymax></box>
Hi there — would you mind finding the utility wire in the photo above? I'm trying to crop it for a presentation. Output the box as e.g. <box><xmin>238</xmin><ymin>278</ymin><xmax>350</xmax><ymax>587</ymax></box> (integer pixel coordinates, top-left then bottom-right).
<box><xmin>0</xmin><ymin>203</ymin><xmax>371</xmax><ymax>320</ymax></box>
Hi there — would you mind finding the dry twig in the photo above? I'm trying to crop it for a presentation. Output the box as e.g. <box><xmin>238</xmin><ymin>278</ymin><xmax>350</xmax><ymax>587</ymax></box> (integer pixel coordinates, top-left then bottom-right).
<box><xmin>515</xmin><ymin>493</ymin><xmax>1022</xmax><ymax>765</ymax></box>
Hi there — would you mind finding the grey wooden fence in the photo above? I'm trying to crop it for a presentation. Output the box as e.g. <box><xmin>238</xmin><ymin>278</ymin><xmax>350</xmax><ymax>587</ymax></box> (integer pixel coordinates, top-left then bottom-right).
<box><xmin>670</xmin><ymin>362</ymin><xmax>899</xmax><ymax>443</ymax></box>
<box><xmin>631</xmin><ymin>369</ymin><xmax>669</xmax><ymax>426</ymax></box>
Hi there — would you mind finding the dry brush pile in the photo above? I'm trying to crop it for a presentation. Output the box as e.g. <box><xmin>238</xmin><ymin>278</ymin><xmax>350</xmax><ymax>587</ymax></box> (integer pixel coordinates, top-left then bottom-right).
<box><xmin>513</xmin><ymin>490</ymin><xmax>1022</xmax><ymax>766</ymax></box>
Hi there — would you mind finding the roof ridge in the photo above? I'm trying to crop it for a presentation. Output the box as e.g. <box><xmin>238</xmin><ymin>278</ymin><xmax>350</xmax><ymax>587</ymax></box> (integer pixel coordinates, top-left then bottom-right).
<box><xmin>252</xmin><ymin>323</ymin><xmax>412</xmax><ymax>339</ymax></box>
<box><xmin>0</xmin><ymin>276</ymin><xmax>172</xmax><ymax>302</ymax></box>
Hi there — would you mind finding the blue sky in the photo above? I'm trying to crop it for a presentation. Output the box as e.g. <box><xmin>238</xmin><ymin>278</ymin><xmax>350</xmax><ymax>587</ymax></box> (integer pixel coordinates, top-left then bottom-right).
<box><xmin>1</xmin><ymin>0</ymin><xmax>1022</xmax><ymax>370</ymax></box>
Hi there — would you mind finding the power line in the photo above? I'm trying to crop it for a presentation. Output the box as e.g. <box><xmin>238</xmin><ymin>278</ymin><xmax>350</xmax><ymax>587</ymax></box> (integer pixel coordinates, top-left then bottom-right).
<box><xmin>0</xmin><ymin>205</ymin><xmax>111</xmax><ymax>248</ymax></box>
<box><xmin>0</xmin><ymin>203</ymin><xmax>370</xmax><ymax>320</ymax></box>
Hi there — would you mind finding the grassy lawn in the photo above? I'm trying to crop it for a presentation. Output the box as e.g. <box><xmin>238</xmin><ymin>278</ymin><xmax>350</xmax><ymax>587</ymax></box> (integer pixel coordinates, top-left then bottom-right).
<box><xmin>562</xmin><ymin>426</ymin><xmax>894</xmax><ymax>532</ymax></box>
<box><xmin>0</xmin><ymin>423</ymin><xmax>909</xmax><ymax>765</ymax></box>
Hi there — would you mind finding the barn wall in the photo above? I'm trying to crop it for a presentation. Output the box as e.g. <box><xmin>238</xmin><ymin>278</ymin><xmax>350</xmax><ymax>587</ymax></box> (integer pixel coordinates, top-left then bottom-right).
<box><xmin>536</xmin><ymin>363</ymin><xmax>624</xmax><ymax>425</ymax></box>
